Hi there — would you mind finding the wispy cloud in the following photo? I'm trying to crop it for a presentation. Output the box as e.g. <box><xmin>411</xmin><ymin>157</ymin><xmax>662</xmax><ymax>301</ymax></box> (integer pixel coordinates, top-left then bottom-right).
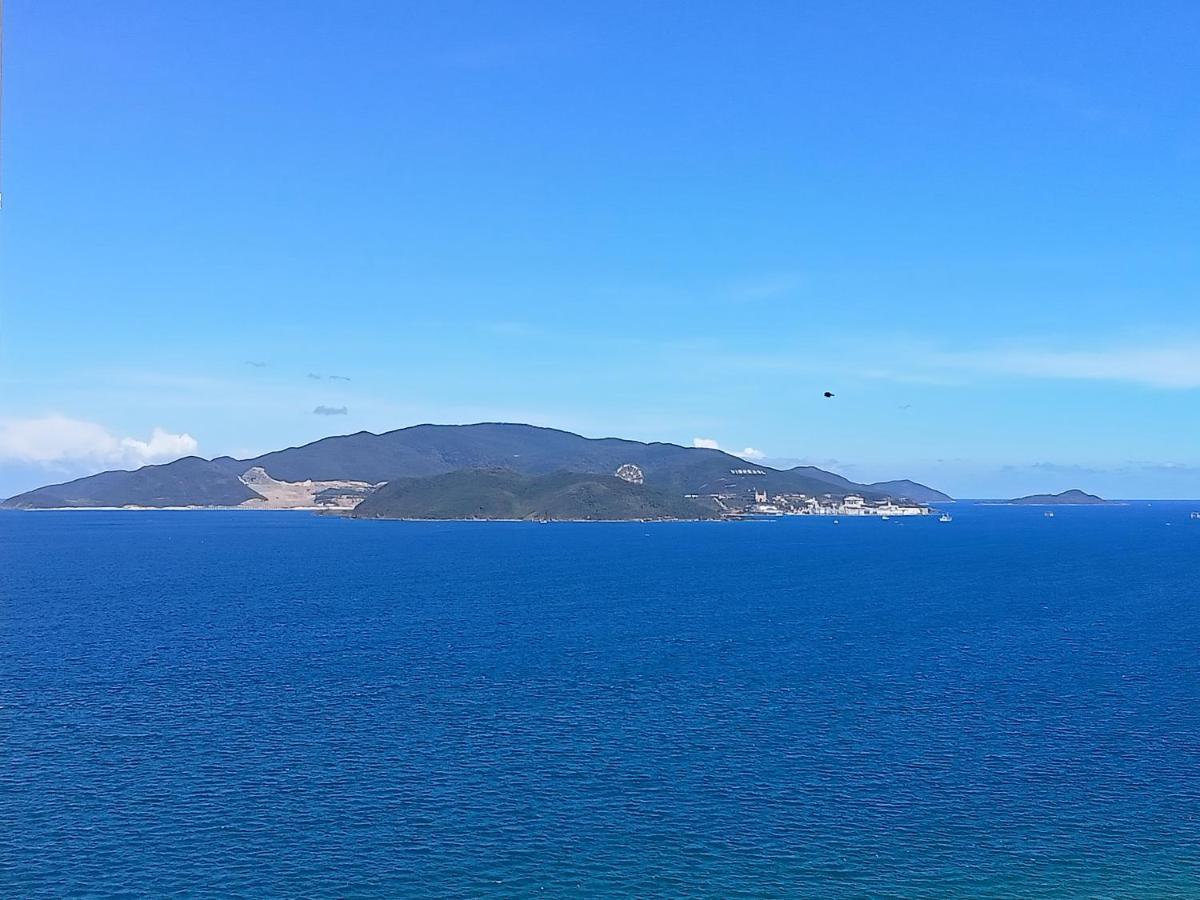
<box><xmin>1002</xmin><ymin>461</ymin><xmax>1104</xmax><ymax>476</ymax></box>
<box><xmin>433</xmin><ymin>30</ymin><xmax>578</xmax><ymax>71</ymax></box>
<box><xmin>726</xmin><ymin>271</ymin><xmax>805</xmax><ymax>303</ymax></box>
<box><xmin>720</xmin><ymin>335</ymin><xmax>1200</xmax><ymax>390</ymax></box>
<box><xmin>476</xmin><ymin>321</ymin><xmax>549</xmax><ymax>340</ymax></box>
<box><xmin>1000</xmin><ymin>75</ymin><xmax>1121</xmax><ymax>126</ymax></box>
<box><xmin>313</xmin><ymin>405</ymin><xmax>348</xmax><ymax>416</ymax></box>
<box><xmin>1128</xmin><ymin>461</ymin><xmax>1200</xmax><ymax>478</ymax></box>
<box><xmin>860</xmin><ymin>368</ymin><xmax>963</xmax><ymax>386</ymax></box>
<box><xmin>930</xmin><ymin>340</ymin><xmax>1200</xmax><ymax>389</ymax></box>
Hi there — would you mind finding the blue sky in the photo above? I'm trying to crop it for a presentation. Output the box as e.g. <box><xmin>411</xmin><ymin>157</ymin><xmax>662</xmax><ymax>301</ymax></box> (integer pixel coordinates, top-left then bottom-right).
<box><xmin>3</xmin><ymin>1</ymin><xmax>1200</xmax><ymax>498</ymax></box>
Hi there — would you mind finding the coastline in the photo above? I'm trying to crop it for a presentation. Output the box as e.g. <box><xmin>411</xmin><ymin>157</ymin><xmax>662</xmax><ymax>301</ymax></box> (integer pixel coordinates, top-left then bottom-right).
<box><xmin>13</xmin><ymin>505</ymin><xmax>332</xmax><ymax>512</ymax></box>
<box><xmin>9</xmin><ymin>506</ymin><xmax>730</xmax><ymax>522</ymax></box>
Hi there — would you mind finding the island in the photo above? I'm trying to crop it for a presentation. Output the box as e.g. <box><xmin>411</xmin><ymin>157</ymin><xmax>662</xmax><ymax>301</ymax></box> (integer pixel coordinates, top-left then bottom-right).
<box><xmin>1009</xmin><ymin>489</ymin><xmax>1106</xmax><ymax>505</ymax></box>
<box><xmin>2</xmin><ymin>422</ymin><xmax>952</xmax><ymax>520</ymax></box>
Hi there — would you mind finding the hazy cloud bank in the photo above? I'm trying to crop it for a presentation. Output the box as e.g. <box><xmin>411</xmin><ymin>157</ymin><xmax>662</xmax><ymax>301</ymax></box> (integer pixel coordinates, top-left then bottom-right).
<box><xmin>0</xmin><ymin>415</ymin><xmax>198</xmax><ymax>469</ymax></box>
<box><xmin>692</xmin><ymin>437</ymin><xmax>765</xmax><ymax>460</ymax></box>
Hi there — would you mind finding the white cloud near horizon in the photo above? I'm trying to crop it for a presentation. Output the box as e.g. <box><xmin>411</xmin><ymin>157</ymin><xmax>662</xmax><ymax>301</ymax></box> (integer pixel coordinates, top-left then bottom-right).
<box><xmin>692</xmin><ymin>437</ymin><xmax>766</xmax><ymax>460</ymax></box>
<box><xmin>0</xmin><ymin>415</ymin><xmax>198</xmax><ymax>469</ymax></box>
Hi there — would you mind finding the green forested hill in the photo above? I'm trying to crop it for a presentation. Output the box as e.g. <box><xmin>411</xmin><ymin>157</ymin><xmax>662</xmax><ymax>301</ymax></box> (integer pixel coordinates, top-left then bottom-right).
<box><xmin>351</xmin><ymin>469</ymin><xmax>723</xmax><ymax>520</ymax></box>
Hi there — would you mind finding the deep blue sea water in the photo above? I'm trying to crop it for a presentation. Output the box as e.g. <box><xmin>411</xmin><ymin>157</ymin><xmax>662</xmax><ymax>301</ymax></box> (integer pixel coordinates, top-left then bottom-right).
<box><xmin>3</xmin><ymin>504</ymin><xmax>1200</xmax><ymax>897</ymax></box>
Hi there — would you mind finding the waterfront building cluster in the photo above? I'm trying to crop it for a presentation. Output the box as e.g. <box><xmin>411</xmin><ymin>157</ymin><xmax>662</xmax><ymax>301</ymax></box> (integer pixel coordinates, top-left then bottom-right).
<box><xmin>734</xmin><ymin>489</ymin><xmax>932</xmax><ymax>517</ymax></box>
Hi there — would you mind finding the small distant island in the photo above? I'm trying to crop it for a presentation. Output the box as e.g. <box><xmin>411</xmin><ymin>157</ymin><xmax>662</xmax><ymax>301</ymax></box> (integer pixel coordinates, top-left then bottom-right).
<box><xmin>1009</xmin><ymin>489</ymin><xmax>1106</xmax><ymax>505</ymax></box>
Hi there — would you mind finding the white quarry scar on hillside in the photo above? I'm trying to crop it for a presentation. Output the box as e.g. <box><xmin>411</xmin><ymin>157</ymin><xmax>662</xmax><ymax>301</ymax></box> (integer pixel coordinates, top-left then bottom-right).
<box><xmin>238</xmin><ymin>467</ymin><xmax>380</xmax><ymax>509</ymax></box>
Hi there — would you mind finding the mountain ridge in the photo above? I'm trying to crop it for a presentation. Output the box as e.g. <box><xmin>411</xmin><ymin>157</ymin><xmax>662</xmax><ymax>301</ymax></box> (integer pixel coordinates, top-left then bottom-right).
<box><xmin>2</xmin><ymin>457</ymin><xmax>265</xmax><ymax>508</ymax></box>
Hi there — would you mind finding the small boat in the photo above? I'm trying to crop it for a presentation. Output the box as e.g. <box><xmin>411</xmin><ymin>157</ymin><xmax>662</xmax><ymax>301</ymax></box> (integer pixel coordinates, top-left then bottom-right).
<box><xmin>938</xmin><ymin>514</ymin><xmax>953</xmax><ymax>523</ymax></box>
<box><xmin>1044</xmin><ymin>511</ymin><xmax>1055</xmax><ymax>518</ymax></box>
<box><xmin>1191</xmin><ymin>512</ymin><xmax>1200</xmax><ymax>520</ymax></box>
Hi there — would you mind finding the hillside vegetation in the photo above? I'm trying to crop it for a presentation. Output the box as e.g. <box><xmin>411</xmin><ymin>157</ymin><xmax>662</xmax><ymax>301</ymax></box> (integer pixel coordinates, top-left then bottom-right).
<box><xmin>351</xmin><ymin>469</ymin><xmax>723</xmax><ymax>520</ymax></box>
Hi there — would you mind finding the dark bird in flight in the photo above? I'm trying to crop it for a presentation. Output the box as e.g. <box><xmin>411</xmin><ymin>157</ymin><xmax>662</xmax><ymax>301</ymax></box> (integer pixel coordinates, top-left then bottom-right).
<box><xmin>823</xmin><ymin>391</ymin><xmax>835</xmax><ymax>398</ymax></box>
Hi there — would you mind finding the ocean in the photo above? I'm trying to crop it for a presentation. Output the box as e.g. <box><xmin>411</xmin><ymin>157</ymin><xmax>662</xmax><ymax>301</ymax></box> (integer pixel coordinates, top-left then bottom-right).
<box><xmin>3</xmin><ymin>504</ymin><xmax>1199</xmax><ymax>897</ymax></box>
